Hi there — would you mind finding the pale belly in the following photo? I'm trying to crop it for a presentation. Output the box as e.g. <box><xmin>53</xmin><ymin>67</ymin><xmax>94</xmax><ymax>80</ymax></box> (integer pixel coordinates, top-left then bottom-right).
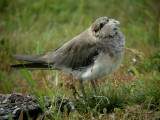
<box><xmin>81</xmin><ymin>52</ymin><xmax>124</xmax><ymax>80</ymax></box>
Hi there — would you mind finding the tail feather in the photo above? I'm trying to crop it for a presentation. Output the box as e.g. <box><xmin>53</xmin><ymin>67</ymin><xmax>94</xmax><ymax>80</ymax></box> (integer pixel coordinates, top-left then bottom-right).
<box><xmin>11</xmin><ymin>63</ymin><xmax>52</xmax><ymax>69</ymax></box>
<box><xmin>12</xmin><ymin>54</ymin><xmax>45</xmax><ymax>63</ymax></box>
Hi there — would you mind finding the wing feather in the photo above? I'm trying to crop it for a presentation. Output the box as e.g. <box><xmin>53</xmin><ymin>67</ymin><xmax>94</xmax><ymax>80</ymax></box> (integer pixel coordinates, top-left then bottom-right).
<box><xmin>43</xmin><ymin>32</ymin><xmax>102</xmax><ymax>70</ymax></box>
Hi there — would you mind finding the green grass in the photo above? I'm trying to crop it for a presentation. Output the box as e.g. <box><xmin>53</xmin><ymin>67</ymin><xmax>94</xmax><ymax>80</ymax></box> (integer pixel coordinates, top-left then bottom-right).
<box><xmin>0</xmin><ymin>0</ymin><xmax>160</xmax><ymax>119</ymax></box>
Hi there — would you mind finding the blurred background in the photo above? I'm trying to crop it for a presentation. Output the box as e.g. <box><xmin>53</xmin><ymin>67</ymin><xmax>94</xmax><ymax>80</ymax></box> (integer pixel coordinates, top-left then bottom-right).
<box><xmin>0</xmin><ymin>0</ymin><xmax>159</xmax><ymax>93</ymax></box>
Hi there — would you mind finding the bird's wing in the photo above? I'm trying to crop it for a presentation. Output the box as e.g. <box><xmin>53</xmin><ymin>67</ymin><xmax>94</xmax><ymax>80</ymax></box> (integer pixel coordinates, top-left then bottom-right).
<box><xmin>44</xmin><ymin>34</ymin><xmax>102</xmax><ymax>70</ymax></box>
<box><xmin>11</xmin><ymin>29</ymin><xmax>104</xmax><ymax>70</ymax></box>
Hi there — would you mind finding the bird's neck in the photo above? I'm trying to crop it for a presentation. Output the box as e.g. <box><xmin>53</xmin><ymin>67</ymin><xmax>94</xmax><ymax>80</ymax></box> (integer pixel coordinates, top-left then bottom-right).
<box><xmin>103</xmin><ymin>32</ymin><xmax>125</xmax><ymax>56</ymax></box>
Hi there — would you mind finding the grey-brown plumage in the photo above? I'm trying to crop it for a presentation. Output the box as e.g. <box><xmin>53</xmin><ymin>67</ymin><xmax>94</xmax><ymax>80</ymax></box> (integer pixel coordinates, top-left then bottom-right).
<box><xmin>11</xmin><ymin>17</ymin><xmax>125</xmax><ymax>99</ymax></box>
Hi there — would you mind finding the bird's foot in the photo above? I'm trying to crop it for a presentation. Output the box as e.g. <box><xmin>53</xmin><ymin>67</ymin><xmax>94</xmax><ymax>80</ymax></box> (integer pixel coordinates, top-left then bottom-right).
<box><xmin>91</xmin><ymin>96</ymin><xmax>110</xmax><ymax>104</ymax></box>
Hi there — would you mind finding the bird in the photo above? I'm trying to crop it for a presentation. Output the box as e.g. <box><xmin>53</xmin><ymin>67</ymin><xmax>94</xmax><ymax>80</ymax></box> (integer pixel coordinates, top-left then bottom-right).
<box><xmin>11</xmin><ymin>17</ymin><xmax>125</xmax><ymax>99</ymax></box>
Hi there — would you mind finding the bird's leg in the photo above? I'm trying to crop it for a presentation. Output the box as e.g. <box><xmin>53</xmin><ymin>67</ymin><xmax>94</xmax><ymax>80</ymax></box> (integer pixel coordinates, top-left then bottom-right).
<box><xmin>70</xmin><ymin>83</ymin><xmax>81</xmax><ymax>99</ymax></box>
<box><xmin>91</xmin><ymin>80</ymin><xmax>110</xmax><ymax>104</ymax></box>
<box><xmin>95</xmin><ymin>79</ymin><xmax>99</xmax><ymax>87</ymax></box>
<box><xmin>91</xmin><ymin>80</ymin><xmax>97</xmax><ymax>95</ymax></box>
<box><xmin>78</xmin><ymin>79</ymin><xmax>86</xmax><ymax>100</ymax></box>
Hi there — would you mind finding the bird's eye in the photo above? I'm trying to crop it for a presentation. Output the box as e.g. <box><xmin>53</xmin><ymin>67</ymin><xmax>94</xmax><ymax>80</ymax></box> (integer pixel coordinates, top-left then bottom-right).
<box><xmin>95</xmin><ymin>29</ymin><xmax>98</xmax><ymax>33</ymax></box>
<box><xmin>100</xmin><ymin>22</ymin><xmax>105</xmax><ymax>29</ymax></box>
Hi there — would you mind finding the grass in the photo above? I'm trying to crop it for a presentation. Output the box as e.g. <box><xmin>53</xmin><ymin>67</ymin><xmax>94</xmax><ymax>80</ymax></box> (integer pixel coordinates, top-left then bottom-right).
<box><xmin>0</xmin><ymin>0</ymin><xmax>160</xmax><ymax>119</ymax></box>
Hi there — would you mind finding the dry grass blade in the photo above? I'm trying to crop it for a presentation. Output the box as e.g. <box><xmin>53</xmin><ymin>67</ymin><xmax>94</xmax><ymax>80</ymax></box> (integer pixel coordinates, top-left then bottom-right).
<box><xmin>125</xmin><ymin>47</ymin><xmax>144</xmax><ymax>59</ymax></box>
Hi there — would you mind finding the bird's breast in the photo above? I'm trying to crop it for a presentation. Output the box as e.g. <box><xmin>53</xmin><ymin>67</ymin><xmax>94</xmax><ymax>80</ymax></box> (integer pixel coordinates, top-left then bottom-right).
<box><xmin>81</xmin><ymin>52</ymin><xmax>124</xmax><ymax>80</ymax></box>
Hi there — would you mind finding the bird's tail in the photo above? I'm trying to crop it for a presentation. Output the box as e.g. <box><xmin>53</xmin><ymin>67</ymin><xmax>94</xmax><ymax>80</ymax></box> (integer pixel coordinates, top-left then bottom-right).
<box><xmin>11</xmin><ymin>63</ymin><xmax>51</xmax><ymax>69</ymax></box>
<box><xmin>12</xmin><ymin>54</ymin><xmax>45</xmax><ymax>62</ymax></box>
<box><xmin>11</xmin><ymin>54</ymin><xmax>52</xmax><ymax>69</ymax></box>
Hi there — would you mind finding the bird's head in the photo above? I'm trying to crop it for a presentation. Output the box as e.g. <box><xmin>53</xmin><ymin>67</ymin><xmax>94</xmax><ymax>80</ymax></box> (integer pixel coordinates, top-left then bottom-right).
<box><xmin>91</xmin><ymin>17</ymin><xmax>120</xmax><ymax>38</ymax></box>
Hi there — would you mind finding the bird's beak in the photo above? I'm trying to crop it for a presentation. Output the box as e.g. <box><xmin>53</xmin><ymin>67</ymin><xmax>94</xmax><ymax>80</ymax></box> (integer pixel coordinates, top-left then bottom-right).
<box><xmin>109</xmin><ymin>19</ymin><xmax>120</xmax><ymax>26</ymax></box>
<box><xmin>116</xmin><ymin>20</ymin><xmax>120</xmax><ymax>25</ymax></box>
